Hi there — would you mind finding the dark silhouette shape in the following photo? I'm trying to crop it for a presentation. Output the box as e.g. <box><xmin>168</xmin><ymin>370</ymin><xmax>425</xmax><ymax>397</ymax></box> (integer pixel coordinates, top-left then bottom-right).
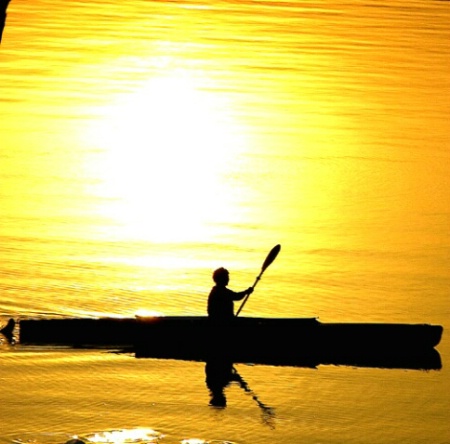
<box><xmin>205</xmin><ymin>358</ymin><xmax>276</xmax><ymax>427</ymax></box>
<box><xmin>0</xmin><ymin>0</ymin><xmax>11</xmax><ymax>44</ymax></box>
<box><xmin>16</xmin><ymin>316</ymin><xmax>443</xmax><ymax>370</ymax></box>
<box><xmin>207</xmin><ymin>268</ymin><xmax>253</xmax><ymax>321</ymax></box>
<box><xmin>205</xmin><ymin>357</ymin><xmax>235</xmax><ymax>407</ymax></box>
<box><xmin>0</xmin><ymin>318</ymin><xmax>15</xmax><ymax>344</ymax></box>
<box><xmin>236</xmin><ymin>244</ymin><xmax>281</xmax><ymax>316</ymax></box>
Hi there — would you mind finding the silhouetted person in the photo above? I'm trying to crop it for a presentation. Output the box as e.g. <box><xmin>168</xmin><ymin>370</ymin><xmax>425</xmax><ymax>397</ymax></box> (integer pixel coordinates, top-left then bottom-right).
<box><xmin>0</xmin><ymin>0</ymin><xmax>11</xmax><ymax>44</ymax></box>
<box><xmin>207</xmin><ymin>267</ymin><xmax>253</xmax><ymax>321</ymax></box>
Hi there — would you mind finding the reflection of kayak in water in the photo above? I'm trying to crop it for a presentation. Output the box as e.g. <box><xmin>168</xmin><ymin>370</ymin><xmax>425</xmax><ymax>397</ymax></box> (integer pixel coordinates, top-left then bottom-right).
<box><xmin>7</xmin><ymin>316</ymin><xmax>443</xmax><ymax>370</ymax></box>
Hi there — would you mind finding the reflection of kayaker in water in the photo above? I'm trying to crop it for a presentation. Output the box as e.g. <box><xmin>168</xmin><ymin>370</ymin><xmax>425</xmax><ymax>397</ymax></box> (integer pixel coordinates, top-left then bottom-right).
<box><xmin>205</xmin><ymin>359</ymin><xmax>257</xmax><ymax>408</ymax></box>
<box><xmin>207</xmin><ymin>268</ymin><xmax>253</xmax><ymax>321</ymax></box>
<box><xmin>205</xmin><ymin>359</ymin><xmax>276</xmax><ymax>428</ymax></box>
<box><xmin>205</xmin><ymin>358</ymin><xmax>237</xmax><ymax>407</ymax></box>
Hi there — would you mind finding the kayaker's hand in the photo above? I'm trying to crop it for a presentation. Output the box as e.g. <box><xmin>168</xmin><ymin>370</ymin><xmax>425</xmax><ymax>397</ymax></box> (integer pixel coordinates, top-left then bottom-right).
<box><xmin>246</xmin><ymin>287</ymin><xmax>254</xmax><ymax>295</ymax></box>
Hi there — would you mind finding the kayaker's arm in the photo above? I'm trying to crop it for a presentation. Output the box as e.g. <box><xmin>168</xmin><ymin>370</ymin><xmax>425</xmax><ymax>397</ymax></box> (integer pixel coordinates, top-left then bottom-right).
<box><xmin>230</xmin><ymin>287</ymin><xmax>253</xmax><ymax>301</ymax></box>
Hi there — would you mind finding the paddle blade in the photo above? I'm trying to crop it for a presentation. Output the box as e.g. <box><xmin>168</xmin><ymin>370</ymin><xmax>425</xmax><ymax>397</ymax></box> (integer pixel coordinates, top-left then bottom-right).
<box><xmin>261</xmin><ymin>244</ymin><xmax>281</xmax><ymax>272</ymax></box>
<box><xmin>236</xmin><ymin>244</ymin><xmax>281</xmax><ymax>316</ymax></box>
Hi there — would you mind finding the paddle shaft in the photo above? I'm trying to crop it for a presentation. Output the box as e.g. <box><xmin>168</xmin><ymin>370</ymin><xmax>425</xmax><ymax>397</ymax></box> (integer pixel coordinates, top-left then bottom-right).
<box><xmin>234</xmin><ymin>272</ymin><xmax>262</xmax><ymax>317</ymax></box>
<box><xmin>236</xmin><ymin>244</ymin><xmax>281</xmax><ymax>316</ymax></box>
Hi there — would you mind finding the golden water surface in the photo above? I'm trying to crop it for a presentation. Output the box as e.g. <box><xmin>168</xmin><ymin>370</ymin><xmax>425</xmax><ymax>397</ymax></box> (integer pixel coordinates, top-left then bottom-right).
<box><xmin>1</xmin><ymin>1</ymin><xmax>449</xmax><ymax>442</ymax></box>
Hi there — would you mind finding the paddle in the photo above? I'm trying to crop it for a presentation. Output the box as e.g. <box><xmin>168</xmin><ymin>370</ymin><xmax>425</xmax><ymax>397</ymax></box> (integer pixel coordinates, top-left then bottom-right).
<box><xmin>236</xmin><ymin>244</ymin><xmax>281</xmax><ymax>316</ymax></box>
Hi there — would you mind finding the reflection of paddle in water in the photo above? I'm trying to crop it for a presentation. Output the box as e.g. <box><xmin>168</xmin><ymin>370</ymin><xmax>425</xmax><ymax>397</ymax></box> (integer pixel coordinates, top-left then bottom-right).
<box><xmin>205</xmin><ymin>359</ymin><xmax>275</xmax><ymax>428</ymax></box>
<box><xmin>232</xmin><ymin>365</ymin><xmax>276</xmax><ymax>429</ymax></box>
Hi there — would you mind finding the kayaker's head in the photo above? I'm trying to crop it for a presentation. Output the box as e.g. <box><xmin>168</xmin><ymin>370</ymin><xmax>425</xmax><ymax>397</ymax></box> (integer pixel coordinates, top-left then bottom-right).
<box><xmin>213</xmin><ymin>267</ymin><xmax>229</xmax><ymax>286</ymax></box>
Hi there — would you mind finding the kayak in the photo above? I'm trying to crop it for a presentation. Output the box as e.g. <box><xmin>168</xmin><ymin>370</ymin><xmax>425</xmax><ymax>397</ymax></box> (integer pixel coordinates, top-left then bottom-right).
<box><xmin>8</xmin><ymin>316</ymin><xmax>443</xmax><ymax>370</ymax></box>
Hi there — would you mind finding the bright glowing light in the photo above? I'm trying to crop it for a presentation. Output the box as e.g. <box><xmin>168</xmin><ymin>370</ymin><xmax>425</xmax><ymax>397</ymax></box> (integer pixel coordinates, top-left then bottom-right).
<box><xmin>180</xmin><ymin>440</ymin><xmax>207</xmax><ymax>444</ymax></box>
<box><xmin>83</xmin><ymin>428</ymin><xmax>162</xmax><ymax>443</ymax></box>
<box><xmin>85</xmin><ymin>73</ymin><xmax>247</xmax><ymax>243</ymax></box>
<box><xmin>135</xmin><ymin>309</ymin><xmax>165</xmax><ymax>318</ymax></box>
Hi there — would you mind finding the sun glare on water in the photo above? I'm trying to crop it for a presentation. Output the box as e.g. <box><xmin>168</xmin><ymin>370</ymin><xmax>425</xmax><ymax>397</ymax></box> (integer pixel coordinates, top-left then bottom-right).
<box><xmin>85</xmin><ymin>74</ymin><xmax>247</xmax><ymax>243</ymax></box>
<box><xmin>81</xmin><ymin>428</ymin><xmax>162</xmax><ymax>443</ymax></box>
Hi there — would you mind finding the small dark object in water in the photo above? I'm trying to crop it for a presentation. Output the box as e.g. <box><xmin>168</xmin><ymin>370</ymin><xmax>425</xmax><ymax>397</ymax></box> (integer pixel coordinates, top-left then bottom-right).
<box><xmin>0</xmin><ymin>318</ymin><xmax>15</xmax><ymax>343</ymax></box>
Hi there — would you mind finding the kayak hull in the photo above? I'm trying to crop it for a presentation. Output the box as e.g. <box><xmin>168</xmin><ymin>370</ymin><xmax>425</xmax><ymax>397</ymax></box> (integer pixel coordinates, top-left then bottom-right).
<box><xmin>15</xmin><ymin>316</ymin><xmax>443</xmax><ymax>370</ymax></box>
